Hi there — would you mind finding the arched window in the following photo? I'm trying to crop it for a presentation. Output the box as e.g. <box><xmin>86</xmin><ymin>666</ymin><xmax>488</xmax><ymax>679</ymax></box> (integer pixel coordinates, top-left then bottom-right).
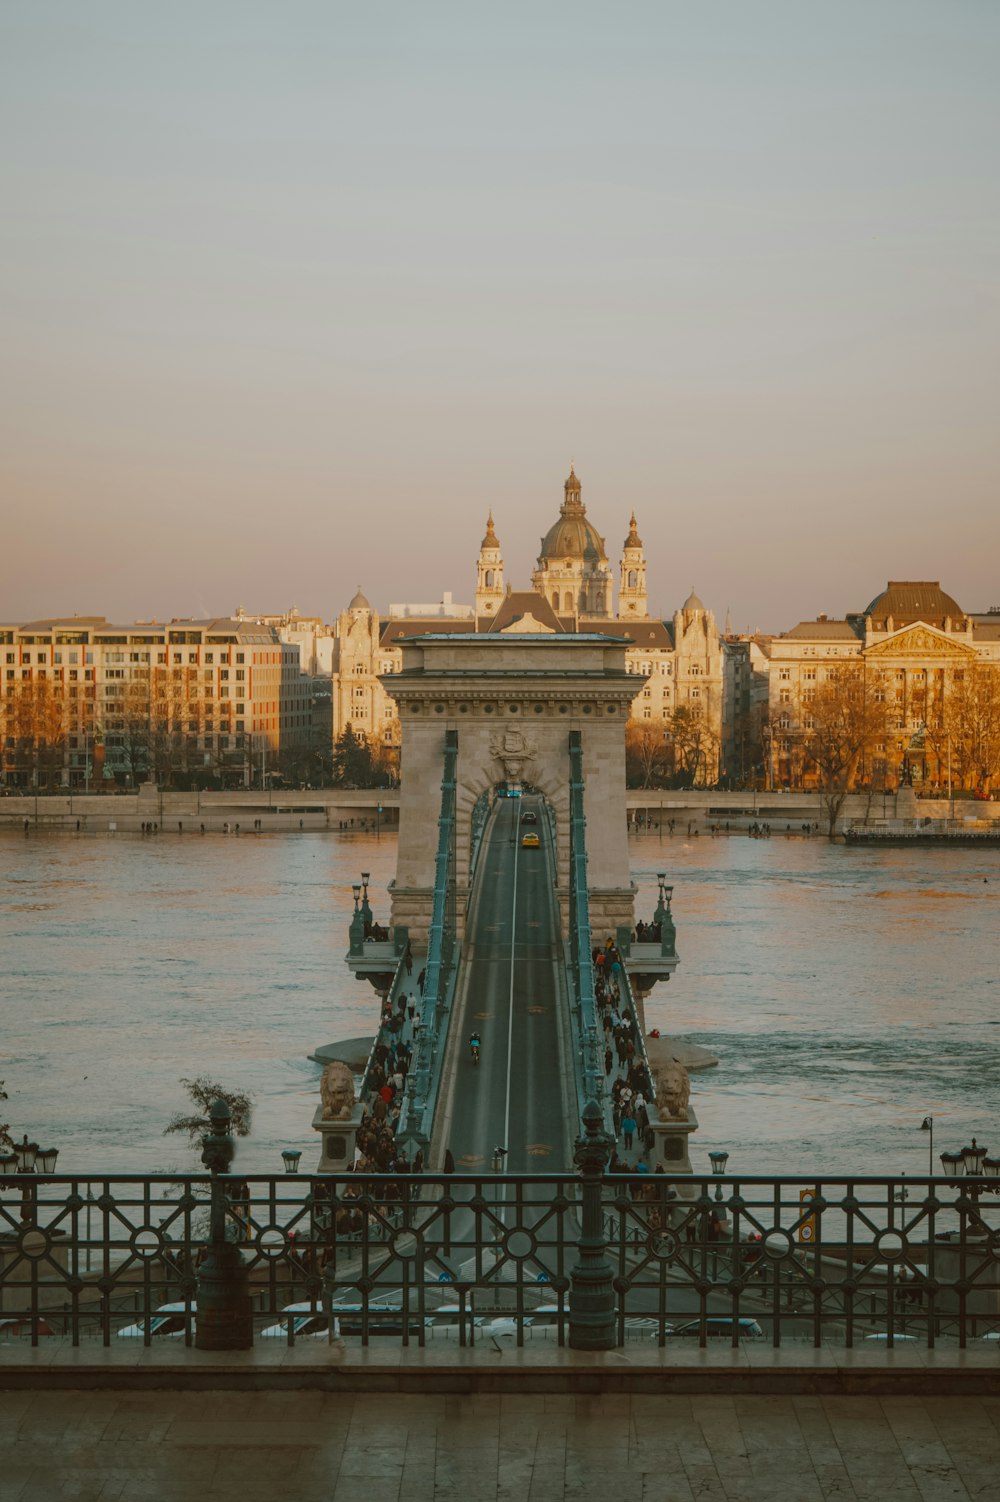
<box><xmin>485</xmin><ymin>570</ymin><xmax>494</xmax><ymax>588</ymax></box>
<box><xmin>627</xmin><ymin>569</ymin><xmax>637</xmax><ymax>589</ymax></box>
<box><xmin>564</xmin><ymin>593</ymin><xmax>572</xmax><ymax>612</ymax></box>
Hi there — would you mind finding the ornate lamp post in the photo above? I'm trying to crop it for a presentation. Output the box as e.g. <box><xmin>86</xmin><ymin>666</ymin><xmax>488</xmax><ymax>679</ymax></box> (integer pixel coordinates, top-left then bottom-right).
<box><xmin>654</xmin><ymin>874</ymin><xmax>676</xmax><ymax>957</ymax></box>
<box><xmin>195</xmin><ymin>1099</ymin><xmax>252</xmax><ymax>1350</ymax></box>
<box><xmin>939</xmin><ymin>1138</ymin><xmax>1000</xmax><ymax>1204</ymax></box>
<box><xmin>569</xmin><ymin>1099</ymin><xmax>616</xmax><ymax>1350</ymax></box>
<box><xmin>709</xmin><ymin>1149</ymin><xmax>729</xmax><ymax>1203</ymax></box>
<box><xmin>0</xmin><ymin>1134</ymin><xmax>59</xmax><ymax>1225</ymax></box>
<box><xmin>348</xmin><ymin>883</ymin><xmax>365</xmax><ymax>957</ymax></box>
<box><xmin>360</xmin><ymin>872</ymin><xmax>372</xmax><ymax>928</ymax></box>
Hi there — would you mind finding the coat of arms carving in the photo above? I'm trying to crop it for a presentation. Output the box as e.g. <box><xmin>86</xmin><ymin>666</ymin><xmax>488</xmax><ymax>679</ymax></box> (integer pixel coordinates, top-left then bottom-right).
<box><xmin>489</xmin><ymin>728</ymin><xmax>538</xmax><ymax>781</ymax></box>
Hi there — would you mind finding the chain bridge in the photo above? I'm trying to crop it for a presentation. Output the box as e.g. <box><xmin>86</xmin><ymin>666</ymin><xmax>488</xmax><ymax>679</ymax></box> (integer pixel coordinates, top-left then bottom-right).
<box><xmin>340</xmin><ymin>632</ymin><xmax>679</xmax><ymax>1175</ymax></box>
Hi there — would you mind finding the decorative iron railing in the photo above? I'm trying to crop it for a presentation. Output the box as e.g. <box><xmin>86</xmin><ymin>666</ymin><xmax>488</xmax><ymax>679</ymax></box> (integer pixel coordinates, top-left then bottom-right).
<box><xmin>567</xmin><ymin>730</ymin><xmax>605</xmax><ymax>1115</ymax></box>
<box><xmin>398</xmin><ymin>728</ymin><xmax>459</xmax><ymax>1148</ymax></box>
<box><xmin>3</xmin><ymin>1171</ymin><xmax>997</xmax><ymax>1350</ymax></box>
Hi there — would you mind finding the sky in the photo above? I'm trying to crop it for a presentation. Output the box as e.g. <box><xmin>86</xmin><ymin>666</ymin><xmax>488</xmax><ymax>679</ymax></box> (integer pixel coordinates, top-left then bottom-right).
<box><xmin>2</xmin><ymin>1</ymin><xmax>998</xmax><ymax>633</ymax></box>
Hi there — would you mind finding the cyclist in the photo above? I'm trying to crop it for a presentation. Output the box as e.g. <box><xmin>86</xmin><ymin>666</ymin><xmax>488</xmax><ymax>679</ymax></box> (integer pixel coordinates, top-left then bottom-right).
<box><xmin>469</xmin><ymin>1031</ymin><xmax>481</xmax><ymax>1065</ymax></box>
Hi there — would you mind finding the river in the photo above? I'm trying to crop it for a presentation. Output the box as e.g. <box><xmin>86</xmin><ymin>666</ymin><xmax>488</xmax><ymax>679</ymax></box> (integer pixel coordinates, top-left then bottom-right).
<box><xmin>2</xmin><ymin>829</ymin><xmax>998</xmax><ymax>1178</ymax></box>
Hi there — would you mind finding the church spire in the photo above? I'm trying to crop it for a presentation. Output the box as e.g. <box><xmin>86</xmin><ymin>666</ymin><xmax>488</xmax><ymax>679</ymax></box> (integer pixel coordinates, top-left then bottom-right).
<box><xmin>475</xmin><ymin>511</ymin><xmax>504</xmax><ymax>621</ymax></box>
<box><xmin>618</xmin><ymin>510</ymin><xmax>648</xmax><ymax>617</ymax></box>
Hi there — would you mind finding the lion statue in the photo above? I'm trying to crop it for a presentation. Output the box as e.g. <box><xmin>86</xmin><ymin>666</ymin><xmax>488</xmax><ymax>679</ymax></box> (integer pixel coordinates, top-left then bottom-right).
<box><xmin>320</xmin><ymin>1060</ymin><xmax>356</xmax><ymax>1121</ymax></box>
<box><xmin>655</xmin><ymin>1059</ymin><xmax>691</xmax><ymax>1122</ymax></box>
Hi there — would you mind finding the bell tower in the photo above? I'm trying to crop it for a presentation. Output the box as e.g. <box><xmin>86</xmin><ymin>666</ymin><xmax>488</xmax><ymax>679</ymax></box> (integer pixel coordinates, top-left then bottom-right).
<box><xmin>618</xmin><ymin>513</ymin><xmax>648</xmax><ymax>617</ymax></box>
<box><xmin>475</xmin><ymin>512</ymin><xmax>504</xmax><ymax>620</ymax></box>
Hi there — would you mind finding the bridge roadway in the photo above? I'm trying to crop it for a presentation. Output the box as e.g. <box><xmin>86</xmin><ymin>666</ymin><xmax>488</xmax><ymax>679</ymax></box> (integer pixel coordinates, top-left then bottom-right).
<box><xmin>438</xmin><ymin>794</ymin><xmax>574</xmax><ymax>1174</ymax></box>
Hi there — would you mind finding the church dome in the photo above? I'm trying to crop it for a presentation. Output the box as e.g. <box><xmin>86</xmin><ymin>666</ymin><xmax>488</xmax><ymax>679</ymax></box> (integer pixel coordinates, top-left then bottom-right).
<box><xmin>539</xmin><ymin>512</ymin><xmax>608</xmax><ymax>562</ymax></box>
<box><xmin>348</xmin><ymin>586</ymin><xmax>371</xmax><ymax>611</ymax></box>
<box><xmin>683</xmin><ymin>587</ymin><xmax>705</xmax><ymax>612</ymax></box>
<box><xmin>864</xmin><ymin>581</ymin><xmax>964</xmax><ymax>628</ymax></box>
<box><xmin>538</xmin><ymin>469</ymin><xmax>607</xmax><ymax>562</ymax></box>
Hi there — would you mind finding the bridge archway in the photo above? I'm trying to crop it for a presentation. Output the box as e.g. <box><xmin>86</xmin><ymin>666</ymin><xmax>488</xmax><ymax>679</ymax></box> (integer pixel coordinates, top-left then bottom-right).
<box><xmin>385</xmin><ymin>633</ymin><xmax>642</xmax><ymax>944</ymax></box>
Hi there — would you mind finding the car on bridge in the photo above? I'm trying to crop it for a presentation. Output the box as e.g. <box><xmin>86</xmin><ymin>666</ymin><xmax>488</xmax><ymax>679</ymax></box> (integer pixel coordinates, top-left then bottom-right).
<box><xmin>521</xmin><ymin>831</ymin><xmax>540</xmax><ymax>848</ymax></box>
<box><xmin>115</xmin><ymin>1302</ymin><xmax>197</xmax><ymax>1340</ymax></box>
<box><xmin>520</xmin><ymin>810</ymin><xmax>537</xmax><ymax>824</ymax></box>
<box><xmin>666</xmin><ymin>1317</ymin><xmax>764</xmax><ymax>1340</ymax></box>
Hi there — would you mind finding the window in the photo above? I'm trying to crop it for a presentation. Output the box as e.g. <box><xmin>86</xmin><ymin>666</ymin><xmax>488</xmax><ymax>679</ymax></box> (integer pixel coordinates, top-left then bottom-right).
<box><xmin>779</xmin><ymin>668</ymin><xmax>790</xmax><ymax>680</ymax></box>
<box><xmin>779</xmin><ymin>689</ymin><xmax>790</xmax><ymax>704</ymax></box>
<box><xmin>804</xmin><ymin>668</ymin><xmax>815</xmax><ymax>680</ymax></box>
<box><xmin>173</xmin><ymin>653</ymin><xmax>182</xmax><ymax>664</ymax></box>
<box><xmin>236</xmin><ymin>653</ymin><xmax>245</xmax><ymax>664</ymax></box>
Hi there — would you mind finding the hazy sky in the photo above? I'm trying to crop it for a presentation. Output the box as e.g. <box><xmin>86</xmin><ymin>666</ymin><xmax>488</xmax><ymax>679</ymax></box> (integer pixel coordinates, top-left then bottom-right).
<box><xmin>2</xmin><ymin>2</ymin><xmax>998</xmax><ymax>632</ymax></box>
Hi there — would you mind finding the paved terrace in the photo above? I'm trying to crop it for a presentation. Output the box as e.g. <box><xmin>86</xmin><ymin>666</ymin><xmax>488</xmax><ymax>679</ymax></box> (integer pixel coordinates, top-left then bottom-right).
<box><xmin>1</xmin><ymin>1376</ymin><xmax>998</xmax><ymax>1502</ymax></box>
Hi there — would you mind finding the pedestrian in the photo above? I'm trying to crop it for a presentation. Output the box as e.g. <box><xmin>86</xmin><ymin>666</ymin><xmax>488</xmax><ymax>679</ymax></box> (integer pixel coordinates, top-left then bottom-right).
<box><xmin>417</xmin><ymin>968</ymin><xmax>426</xmax><ymax>993</ymax></box>
<box><xmin>604</xmin><ymin>1045</ymin><xmax>613</xmax><ymax>1076</ymax></box>
<box><xmin>408</xmin><ymin>995</ymin><xmax>416</xmax><ymax>1022</ymax></box>
<box><xmin>404</xmin><ymin>943</ymin><xmax>413</xmax><ymax>975</ymax></box>
<box><xmin>622</xmin><ymin>1113</ymin><xmax>636</xmax><ymax>1150</ymax></box>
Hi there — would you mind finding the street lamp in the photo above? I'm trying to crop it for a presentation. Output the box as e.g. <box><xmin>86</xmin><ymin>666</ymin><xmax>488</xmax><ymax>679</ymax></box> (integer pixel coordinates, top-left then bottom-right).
<box><xmin>360</xmin><ymin>872</ymin><xmax>372</xmax><ymax>927</ymax></box>
<box><xmin>1</xmin><ymin>1132</ymin><xmax>59</xmax><ymax>1228</ymax></box>
<box><xmin>281</xmin><ymin>1149</ymin><xmax>302</xmax><ymax>1174</ymax></box>
<box><xmin>921</xmin><ymin>1116</ymin><xmax>934</xmax><ymax>1174</ymax></box>
<box><xmin>709</xmin><ymin>1149</ymin><xmax>729</xmax><ymax>1202</ymax></box>
<box><xmin>938</xmin><ymin>1137</ymin><xmax>1000</xmax><ymax>1203</ymax></box>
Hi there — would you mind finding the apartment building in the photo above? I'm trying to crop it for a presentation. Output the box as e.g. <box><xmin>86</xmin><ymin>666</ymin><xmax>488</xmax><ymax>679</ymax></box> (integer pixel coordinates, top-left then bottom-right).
<box><xmin>0</xmin><ymin>617</ymin><xmax>311</xmax><ymax>788</ymax></box>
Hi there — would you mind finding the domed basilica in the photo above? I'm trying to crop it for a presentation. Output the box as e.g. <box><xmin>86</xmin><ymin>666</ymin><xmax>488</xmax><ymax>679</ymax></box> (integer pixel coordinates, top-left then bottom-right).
<box><xmin>332</xmin><ymin>468</ymin><xmax>724</xmax><ymax>781</ymax></box>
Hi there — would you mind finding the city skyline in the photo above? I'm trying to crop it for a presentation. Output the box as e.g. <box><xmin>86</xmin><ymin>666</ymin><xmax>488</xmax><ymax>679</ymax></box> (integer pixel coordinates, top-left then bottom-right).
<box><xmin>3</xmin><ymin>4</ymin><xmax>999</xmax><ymax>628</ymax></box>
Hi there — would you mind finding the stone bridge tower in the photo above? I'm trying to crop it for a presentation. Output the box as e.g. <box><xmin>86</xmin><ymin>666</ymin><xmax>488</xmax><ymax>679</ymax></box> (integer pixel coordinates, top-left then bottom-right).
<box><xmin>384</xmin><ymin>633</ymin><xmax>642</xmax><ymax>943</ymax></box>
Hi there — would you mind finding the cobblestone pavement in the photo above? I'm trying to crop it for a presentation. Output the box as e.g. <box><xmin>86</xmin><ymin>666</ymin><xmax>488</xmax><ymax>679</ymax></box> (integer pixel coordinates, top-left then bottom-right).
<box><xmin>1</xmin><ymin>1391</ymin><xmax>997</xmax><ymax>1501</ymax></box>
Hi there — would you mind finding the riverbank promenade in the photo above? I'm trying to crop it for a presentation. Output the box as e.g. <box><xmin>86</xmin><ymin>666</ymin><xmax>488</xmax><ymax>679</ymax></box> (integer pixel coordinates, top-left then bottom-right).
<box><xmin>2</xmin><ymin>1346</ymin><xmax>999</xmax><ymax>1502</ymax></box>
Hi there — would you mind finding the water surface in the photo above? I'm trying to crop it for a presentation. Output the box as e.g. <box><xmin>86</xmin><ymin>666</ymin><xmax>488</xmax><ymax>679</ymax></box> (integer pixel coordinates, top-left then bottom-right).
<box><xmin>2</xmin><ymin>830</ymin><xmax>997</xmax><ymax>1177</ymax></box>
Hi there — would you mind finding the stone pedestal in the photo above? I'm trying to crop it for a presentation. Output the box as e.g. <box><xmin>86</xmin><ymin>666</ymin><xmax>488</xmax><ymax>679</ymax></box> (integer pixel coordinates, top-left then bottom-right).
<box><xmin>313</xmin><ymin>1103</ymin><xmax>365</xmax><ymax>1173</ymax></box>
<box><xmin>648</xmin><ymin>1106</ymin><xmax>699</xmax><ymax>1197</ymax></box>
<box><xmin>895</xmin><ymin>785</ymin><xmax>918</xmax><ymax>821</ymax></box>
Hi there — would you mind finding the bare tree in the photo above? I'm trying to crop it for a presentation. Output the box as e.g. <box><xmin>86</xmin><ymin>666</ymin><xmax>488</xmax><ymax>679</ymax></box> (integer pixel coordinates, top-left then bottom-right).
<box><xmin>663</xmin><ymin>706</ymin><xmax>720</xmax><ymax>788</ymax></box>
<box><xmin>164</xmin><ymin>1077</ymin><xmax>254</xmax><ymax>1146</ymax></box>
<box><xmin>2</xmin><ymin>680</ymin><xmax>68</xmax><ymax>787</ymax></box>
<box><xmin>800</xmin><ymin>665</ymin><xmax>890</xmax><ymax>836</ymax></box>
<box><xmin>625</xmin><ymin>722</ymin><xmax>670</xmax><ymax>788</ymax></box>
<box><xmin>934</xmin><ymin>665</ymin><xmax>1000</xmax><ymax>794</ymax></box>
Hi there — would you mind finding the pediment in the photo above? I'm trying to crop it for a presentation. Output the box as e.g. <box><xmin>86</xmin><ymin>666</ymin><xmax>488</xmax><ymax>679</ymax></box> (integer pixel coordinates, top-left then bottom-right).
<box><xmin>499</xmin><ymin>613</ymin><xmax>555</xmax><ymax>635</ymax></box>
<box><xmin>864</xmin><ymin>623</ymin><xmax>976</xmax><ymax>660</ymax></box>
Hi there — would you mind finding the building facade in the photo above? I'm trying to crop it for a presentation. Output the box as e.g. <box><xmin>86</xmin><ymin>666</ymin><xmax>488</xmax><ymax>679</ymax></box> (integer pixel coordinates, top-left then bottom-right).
<box><xmin>0</xmin><ymin>617</ymin><xmax>311</xmax><ymax>788</ymax></box>
<box><xmin>330</xmin><ymin>468</ymin><xmax>724</xmax><ymax>783</ymax></box>
<box><xmin>763</xmin><ymin>583</ymin><xmax>1000</xmax><ymax>792</ymax></box>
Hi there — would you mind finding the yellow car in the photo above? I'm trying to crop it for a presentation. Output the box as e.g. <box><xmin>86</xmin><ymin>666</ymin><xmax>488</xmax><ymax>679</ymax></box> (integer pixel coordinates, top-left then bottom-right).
<box><xmin>521</xmin><ymin>831</ymin><xmax>540</xmax><ymax>849</ymax></box>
